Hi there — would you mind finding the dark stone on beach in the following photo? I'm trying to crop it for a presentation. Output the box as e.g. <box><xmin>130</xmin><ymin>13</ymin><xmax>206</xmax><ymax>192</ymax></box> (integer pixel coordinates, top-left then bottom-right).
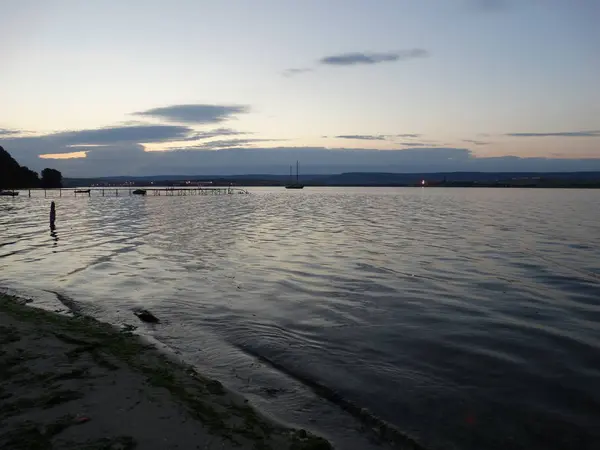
<box><xmin>133</xmin><ymin>309</ymin><xmax>159</xmax><ymax>323</ymax></box>
<box><xmin>297</xmin><ymin>429</ymin><xmax>307</xmax><ymax>439</ymax></box>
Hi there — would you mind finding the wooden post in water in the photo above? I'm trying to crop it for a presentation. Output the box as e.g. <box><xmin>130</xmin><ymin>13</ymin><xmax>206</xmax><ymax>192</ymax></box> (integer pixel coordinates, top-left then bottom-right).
<box><xmin>59</xmin><ymin>189</ymin><xmax>62</xmax><ymax>197</ymax></box>
<box><xmin>44</xmin><ymin>189</ymin><xmax>47</xmax><ymax>198</ymax></box>
<box><xmin>50</xmin><ymin>201</ymin><xmax>56</xmax><ymax>230</ymax></box>
<box><xmin>28</xmin><ymin>190</ymin><xmax>31</xmax><ymax>197</ymax></box>
<box><xmin>116</xmin><ymin>189</ymin><xmax>118</xmax><ymax>197</ymax></box>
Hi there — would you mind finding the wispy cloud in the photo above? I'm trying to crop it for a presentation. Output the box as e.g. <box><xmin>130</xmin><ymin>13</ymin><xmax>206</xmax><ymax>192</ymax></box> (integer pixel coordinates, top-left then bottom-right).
<box><xmin>463</xmin><ymin>139</ymin><xmax>490</xmax><ymax>145</ymax></box>
<box><xmin>329</xmin><ymin>134</ymin><xmax>425</xmax><ymax>142</ymax></box>
<box><xmin>320</xmin><ymin>49</ymin><xmax>429</xmax><ymax>66</ymax></box>
<box><xmin>335</xmin><ymin>134</ymin><xmax>387</xmax><ymax>141</ymax></box>
<box><xmin>185</xmin><ymin>138</ymin><xmax>282</xmax><ymax>150</ymax></box>
<box><xmin>506</xmin><ymin>130</ymin><xmax>600</xmax><ymax>137</ymax></box>
<box><xmin>182</xmin><ymin>128</ymin><xmax>249</xmax><ymax>142</ymax></box>
<box><xmin>55</xmin><ymin>125</ymin><xmax>193</xmax><ymax>146</ymax></box>
<box><xmin>399</xmin><ymin>142</ymin><xmax>428</xmax><ymax>146</ymax></box>
<box><xmin>133</xmin><ymin>104</ymin><xmax>249</xmax><ymax>124</ymax></box>
<box><xmin>282</xmin><ymin>68</ymin><xmax>312</xmax><ymax>77</ymax></box>
<box><xmin>39</xmin><ymin>151</ymin><xmax>87</xmax><ymax>160</ymax></box>
<box><xmin>1</xmin><ymin>124</ymin><xmax>196</xmax><ymax>161</ymax></box>
<box><xmin>0</xmin><ymin>128</ymin><xmax>21</xmax><ymax>136</ymax></box>
<box><xmin>284</xmin><ymin>49</ymin><xmax>429</xmax><ymax>76</ymax></box>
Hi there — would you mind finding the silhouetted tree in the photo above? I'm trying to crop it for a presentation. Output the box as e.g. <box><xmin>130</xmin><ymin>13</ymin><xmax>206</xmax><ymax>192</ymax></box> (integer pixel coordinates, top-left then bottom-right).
<box><xmin>0</xmin><ymin>146</ymin><xmax>40</xmax><ymax>189</ymax></box>
<box><xmin>20</xmin><ymin>166</ymin><xmax>40</xmax><ymax>187</ymax></box>
<box><xmin>41</xmin><ymin>168</ymin><xmax>63</xmax><ymax>189</ymax></box>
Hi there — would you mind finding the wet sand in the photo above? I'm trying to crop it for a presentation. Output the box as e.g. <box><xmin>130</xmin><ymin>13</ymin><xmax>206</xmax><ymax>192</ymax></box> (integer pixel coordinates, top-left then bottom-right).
<box><xmin>0</xmin><ymin>294</ymin><xmax>331</xmax><ymax>449</ymax></box>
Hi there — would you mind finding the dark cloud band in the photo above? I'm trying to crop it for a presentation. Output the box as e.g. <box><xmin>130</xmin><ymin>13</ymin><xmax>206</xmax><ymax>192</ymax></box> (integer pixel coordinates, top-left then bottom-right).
<box><xmin>507</xmin><ymin>131</ymin><xmax>600</xmax><ymax>137</ymax></box>
<box><xmin>133</xmin><ymin>104</ymin><xmax>249</xmax><ymax>124</ymax></box>
<box><xmin>319</xmin><ymin>49</ymin><xmax>428</xmax><ymax>66</ymax></box>
<box><xmin>335</xmin><ymin>135</ymin><xmax>387</xmax><ymax>141</ymax></box>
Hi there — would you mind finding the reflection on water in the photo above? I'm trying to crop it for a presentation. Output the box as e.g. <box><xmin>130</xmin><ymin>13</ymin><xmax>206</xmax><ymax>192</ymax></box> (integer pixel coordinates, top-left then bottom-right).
<box><xmin>50</xmin><ymin>229</ymin><xmax>58</xmax><ymax>251</ymax></box>
<box><xmin>1</xmin><ymin>188</ymin><xmax>600</xmax><ymax>450</ymax></box>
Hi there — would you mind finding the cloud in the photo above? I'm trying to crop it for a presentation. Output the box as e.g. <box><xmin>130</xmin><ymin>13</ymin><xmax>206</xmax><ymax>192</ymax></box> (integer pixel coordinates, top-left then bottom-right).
<box><xmin>284</xmin><ymin>50</ymin><xmax>429</xmax><ymax>76</ymax></box>
<box><xmin>39</xmin><ymin>151</ymin><xmax>87</xmax><ymax>160</ymax></box>
<box><xmin>319</xmin><ymin>49</ymin><xmax>428</xmax><ymax>66</ymax></box>
<box><xmin>282</xmin><ymin>68</ymin><xmax>312</xmax><ymax>77</ymax></box>
<box><xmin>0</xmin><ymin>128</ymin><xmax>20</xmax><ymax>136</ymax></box>
<box><xmin>21</xmin><ymin>145</ymin><xmax>600</xmax><ymax>178</ymax></box>
<box><xmin>12</xmin><ymin>125</ymin><xmax>193</xmax><ymax>151</ymax></box>
<box><xmin>183</xmin><ymin>138</ymin><xmax>282</xmax><ymax>150</ymax></box>
<box><xmin>54</xmin><ymin>125</ymin><xmax>193</xmax><ymax>145</ymax></box>
<box><xmin>1</xmin><ymin>124</ymin><xmax>257</xmax><ymax>162</ymax></box>
<box><xmin>506</xmin><ymin>131</ymin><xmax>600</xmax><ymax>138</ymax></box>
<box><xmin>0</xmin><ymin>124</ymin><xmax>197</xmax><ymax>162</ymax></box>
<box><xmin>333</xmin><ymin>134</ymin><xmax>423</xmax><ymax>141</ymax></box>
<box><xmin>463</xmin><ymin>139</ymin><xmax>490</xmax><ymax>145</ymax></box>
<box><xmin>133</xmin><ymin>104</ymin><xmax>250</xmax><ymax>124</ymax></box>
<box><xmin>4</xmin><ymin>120</ymin><xmax>600</xmax><ymax>178</ymax></box>
<box><xmin>334</xmin><ymin>135</ymin><xmax>387</xmax><ymax>141</ymax></box>
<box><xmin>182</xmin><ymin>128</ymin><xmax>249</xmax><ymax>142</ymax></box>
<box><xmin>2</xmin><ymin>123</ymin><xmax>193</xmax><ymax>149</ymax></box>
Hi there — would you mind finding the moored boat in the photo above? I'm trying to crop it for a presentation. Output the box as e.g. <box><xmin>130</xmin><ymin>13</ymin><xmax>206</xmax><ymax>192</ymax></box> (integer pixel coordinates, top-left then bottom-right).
<box><xmin>285</xmin><ymin>161</ymin><xmax>304</xmax><ymax>189</ymax></box>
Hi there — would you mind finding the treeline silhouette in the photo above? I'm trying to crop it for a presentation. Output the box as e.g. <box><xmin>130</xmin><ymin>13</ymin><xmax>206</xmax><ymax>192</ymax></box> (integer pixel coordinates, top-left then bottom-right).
<box><xmin>0</xmin><ymin>146</ymin><xmax>62</xmax><ymax>189</ymax></box>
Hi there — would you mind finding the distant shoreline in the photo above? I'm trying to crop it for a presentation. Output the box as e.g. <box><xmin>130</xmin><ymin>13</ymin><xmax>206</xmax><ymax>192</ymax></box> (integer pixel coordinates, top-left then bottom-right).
<box><xmin>58</xmin><ymin>171</ymin><xmax>600</xmax><ymax>189</ymax></box>
<box><xmin>6</xmin><ymin>184</ymin><xmax>600</xmax><ymax>193</ymax></box>
<box><xmin>59</xmin><ymin>183</ymin><xmax>600</xmax><ymax>189</ymax></box>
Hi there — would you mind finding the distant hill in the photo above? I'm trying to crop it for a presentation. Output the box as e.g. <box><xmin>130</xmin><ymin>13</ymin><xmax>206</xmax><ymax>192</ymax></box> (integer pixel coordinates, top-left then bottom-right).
<box><xmin>318</xmin><ymin>171</ymin><xmax>600</xmax><ymax>186</ymax></box>
<box><xmin>0</xmin><ymin>146</ymin><xmax>40</xmax><ymax>189</ymax></box>
<box><xmin>63</xmin><ymin>171</ymin><xmax>600</xmax><ymax>188</ymax></box>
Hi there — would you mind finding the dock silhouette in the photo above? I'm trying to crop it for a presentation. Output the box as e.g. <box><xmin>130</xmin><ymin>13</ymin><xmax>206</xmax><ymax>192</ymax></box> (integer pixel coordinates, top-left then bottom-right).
<box><xmin>15</xmin><ymin>187</ymin><xmax>250</xmax><ymax>198</ymax></box>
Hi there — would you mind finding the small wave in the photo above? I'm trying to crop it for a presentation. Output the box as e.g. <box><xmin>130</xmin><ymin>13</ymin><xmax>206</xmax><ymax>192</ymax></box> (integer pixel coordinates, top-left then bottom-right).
<box><xmin>45</xmin><ymin>290</ymin><xmax>85</xmax><ymax>315</ymax></box>
<box><xmin>235</xmin><ymin>343</ymin><xmax>429</xmax><ymax>450</ymax></box>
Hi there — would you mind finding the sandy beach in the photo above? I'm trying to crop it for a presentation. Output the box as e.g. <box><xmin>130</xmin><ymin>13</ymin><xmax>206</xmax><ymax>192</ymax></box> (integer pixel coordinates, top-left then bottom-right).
<box><xmin>0</xmin><ymin>294</ymin><xmax>331</xmax><ymax>449</ymax></box>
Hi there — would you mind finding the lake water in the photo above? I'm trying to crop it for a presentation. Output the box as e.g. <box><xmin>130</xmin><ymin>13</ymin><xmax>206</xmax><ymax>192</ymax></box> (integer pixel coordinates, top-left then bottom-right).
<box><xmin>1</xmin><ymin>187</ymin><xmax>600</xmax><ymax>450</ymax></box>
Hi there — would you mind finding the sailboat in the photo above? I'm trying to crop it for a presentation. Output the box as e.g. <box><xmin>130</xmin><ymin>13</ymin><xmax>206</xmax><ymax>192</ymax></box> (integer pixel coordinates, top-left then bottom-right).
<box><xmin>285</xmin><ymin>161</ymin><xmax>304</xmax><ymax>189</ymax></box>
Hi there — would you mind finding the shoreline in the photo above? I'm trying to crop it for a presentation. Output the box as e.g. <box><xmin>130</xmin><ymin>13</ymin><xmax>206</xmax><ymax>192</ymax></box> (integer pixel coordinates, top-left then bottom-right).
<box><xmin>0</xmin><ymin>293</ymin><xmax>332</xmax><ymax>449</ymax></box>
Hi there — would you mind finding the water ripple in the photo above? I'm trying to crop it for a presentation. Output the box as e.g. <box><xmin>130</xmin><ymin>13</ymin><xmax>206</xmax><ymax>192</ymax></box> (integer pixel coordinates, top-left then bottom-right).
<box><xmin>1</xmin><ymin>188</ymin><xmax>600</xmax><ymax>450</ymax></box>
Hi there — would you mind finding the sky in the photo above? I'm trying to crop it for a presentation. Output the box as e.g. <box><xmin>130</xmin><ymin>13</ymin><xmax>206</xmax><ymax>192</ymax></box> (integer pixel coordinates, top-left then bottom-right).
<box><xmin>1</xmin><ymin>0</ymin><xmax>599</xmax><ymax>176</ymax></box>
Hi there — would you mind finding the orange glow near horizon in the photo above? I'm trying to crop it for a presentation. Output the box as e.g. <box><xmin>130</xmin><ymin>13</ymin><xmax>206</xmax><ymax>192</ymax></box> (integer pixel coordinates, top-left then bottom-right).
<box><xmin>39</xmin><ymin>151</ymin><xmax>87</xmax><ymax>159</ymax></box>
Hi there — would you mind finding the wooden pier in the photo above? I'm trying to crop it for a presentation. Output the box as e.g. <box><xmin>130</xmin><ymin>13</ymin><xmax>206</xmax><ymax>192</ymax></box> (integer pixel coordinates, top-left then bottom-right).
<box><xmin>13</xmin><ymin>187</ymin><xmax>250</xmax><ymax>198</ymax></box>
